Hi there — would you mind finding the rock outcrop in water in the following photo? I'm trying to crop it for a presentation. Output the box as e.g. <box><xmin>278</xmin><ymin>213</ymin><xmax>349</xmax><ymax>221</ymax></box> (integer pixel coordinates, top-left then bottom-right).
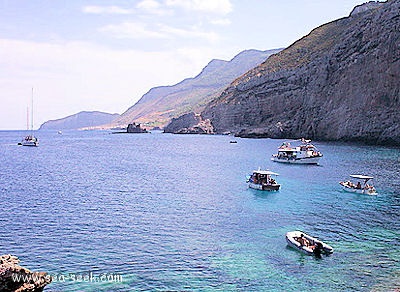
<box><xmin>202</xmin><ymin>0</ymin><xmax>400</xmax><ymax>145</ymax></box>
<box><xmin>112</xmin><ymin>122</ymin><xmax>149</xmax><ymax>134</ymax></box>
<box><xmin>0</xmin><ymin>254</ymin><xmax>51</xmax><ymax>292</ymax></box>
<box><xmin>127</xmin><ymin>123</ymin><xmax>148</xmax><ymax>133</ymax></box>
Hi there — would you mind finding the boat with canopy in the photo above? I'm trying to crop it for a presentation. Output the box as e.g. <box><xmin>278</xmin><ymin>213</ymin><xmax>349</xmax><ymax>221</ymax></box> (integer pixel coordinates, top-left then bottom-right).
<box><xmin>271</xmin><ymin>138</ymin><xmax>322</xmax><ymax>164</ymax></box>
<box><xmin>246</xmin><ymin>169</ymin><xmax>280</xmax><ymax>191</ymax></box>
<box><xmin>339</xmin><ymin>174</ymin><xmax>377</xmax><ymax>195</ymax></box>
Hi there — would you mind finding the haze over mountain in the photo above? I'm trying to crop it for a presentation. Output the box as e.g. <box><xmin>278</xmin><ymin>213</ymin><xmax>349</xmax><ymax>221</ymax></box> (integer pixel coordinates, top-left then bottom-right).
<box><xmin>110</xmin><ymin>49</ymin><xmax>282</xmax><ymax>129</ymax></box>
<box><xmin>39</xmin><ymin>111</ymin><xmax>119</xmax><ymax>130</ymax></box>
<box><xmin>201</xmin><ymin>0</ymin><xmax>399</xmax><ymax>144</ymax></box>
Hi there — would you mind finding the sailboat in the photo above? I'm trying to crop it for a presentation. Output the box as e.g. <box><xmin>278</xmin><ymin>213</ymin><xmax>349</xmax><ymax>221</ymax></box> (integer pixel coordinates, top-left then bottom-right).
<box><xmin>19</xmin><ymin>88</ymin><xmax>39</xmax><ymax>147</ymax></box>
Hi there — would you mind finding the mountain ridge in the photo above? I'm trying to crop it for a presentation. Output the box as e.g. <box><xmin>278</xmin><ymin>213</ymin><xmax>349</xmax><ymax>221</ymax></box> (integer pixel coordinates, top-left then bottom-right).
<box><xmin>39</xmin><ymin>111</ymin><xmax>120</xmax><ymax>130</ymax></box>
<box><xmin>110</xmin><ymin>49</ymin><xmax>282</xmax><ymax>129</ymax></box>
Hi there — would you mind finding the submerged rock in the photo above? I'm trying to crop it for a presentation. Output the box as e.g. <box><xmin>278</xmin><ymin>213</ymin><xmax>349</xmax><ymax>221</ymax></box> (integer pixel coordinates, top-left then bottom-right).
<box><xmin>0</xmin><ymin>254</ymin><xmax>51</xmax><ymax>292</ymax></box>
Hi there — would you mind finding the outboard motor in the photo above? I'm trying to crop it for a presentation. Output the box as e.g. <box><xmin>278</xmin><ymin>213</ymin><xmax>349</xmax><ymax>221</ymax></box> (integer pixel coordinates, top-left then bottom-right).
<box><xmin>313</xmin><ymin>242</ymin><xmax>323</xmax><ymax>257</ymax></box>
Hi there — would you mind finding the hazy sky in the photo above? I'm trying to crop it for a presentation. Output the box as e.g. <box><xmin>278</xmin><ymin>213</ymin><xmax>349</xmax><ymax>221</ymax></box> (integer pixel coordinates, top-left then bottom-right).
<box><xmin>0</xmin><ymin>0</ymin><xmax>369</xmax><ymax>130</ymax></box>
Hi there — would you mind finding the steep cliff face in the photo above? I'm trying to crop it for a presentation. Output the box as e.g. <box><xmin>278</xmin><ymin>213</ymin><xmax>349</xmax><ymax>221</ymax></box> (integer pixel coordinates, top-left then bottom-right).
<box><xmin>203</xmin><ymin>0</ymin><xmax>400</xmax><ymax>144</ymax></box>
<box><xmin>111</xmin><ymin>49</ymin><xmax>281</xmax><ymax>129</ymax></box>
<box><xmin>163</xmin><ymin>112</ymin><xmax>201</xmax><ymax>133</ymax></box>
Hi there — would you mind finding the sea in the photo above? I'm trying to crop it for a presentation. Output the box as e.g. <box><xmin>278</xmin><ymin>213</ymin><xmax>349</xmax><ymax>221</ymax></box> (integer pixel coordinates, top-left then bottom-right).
<box><xmin>0</xmin><ymin>130</ymin><xmax>399</xmax><ymax>291</ymax></box>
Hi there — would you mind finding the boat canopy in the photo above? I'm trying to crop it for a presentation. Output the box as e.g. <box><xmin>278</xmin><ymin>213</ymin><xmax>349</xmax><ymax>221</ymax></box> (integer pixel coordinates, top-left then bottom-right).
<box><xmin>253</xmin><ymin>170</ymin><xmax>279</xmax><ymax>176</ymax></box>
<box><xmin>350</xmin><ymin>174</ymin><xmax>374</xmax><ymax>180</ymax></box>
<box><xmin>278</xmin><ymin>148</ymin><xmax>297</xmax><ymax>152</ymax></box>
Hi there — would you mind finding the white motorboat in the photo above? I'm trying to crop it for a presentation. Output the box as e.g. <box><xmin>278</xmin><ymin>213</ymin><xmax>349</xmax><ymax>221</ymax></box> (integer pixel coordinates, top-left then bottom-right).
<box><xmin>286</xmin><ymin>231</ymin><xmax>334</xmax><ymax>256</ymax></box>
<box><xmin>271</xmin><ymin>139</ymin><xmax>322</xmax><ymax>164</ymax></box>
<box><xmin>246</xmin><ymin>169</ymin><xmax>280</xmax><ymax>191</ymax></box>
<box><xmin>339</xmin><ymin>175</ymin><xmax>377</xmax><ymax>195</ymax></box>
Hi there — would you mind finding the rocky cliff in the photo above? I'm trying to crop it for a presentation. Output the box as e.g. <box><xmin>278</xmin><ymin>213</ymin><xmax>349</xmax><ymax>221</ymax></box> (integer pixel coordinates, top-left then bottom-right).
<box><xmin>202</xmin><ymin>0</ymin><xmax>400</xmax><ymax>145</ymax></box>
<box><xmin>350</xmin><ymin>1</ymin><xmax>384</xmax><ymax>16</ymax></box>
<box><xmin>111</xmin><ymin>49</ymin><xmax>282</xmax><ymax>129</ymax></box>
<box><xmin>163</xmin><ymin>112</ymin><xmax>213</xmax><ymax>134</ymax></box>
<box><xmin>39</xmin><ymin>111</ymin><xmax>119</xmax><ymax>130</ymax></box>
<box><xmin>0</xmin><ymin>254</ymin><xmax>51</xmax><ymax>292</ymax></box>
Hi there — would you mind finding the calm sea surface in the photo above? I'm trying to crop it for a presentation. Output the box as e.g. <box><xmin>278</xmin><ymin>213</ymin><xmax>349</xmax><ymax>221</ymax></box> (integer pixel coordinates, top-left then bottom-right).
<box><xmin>0</xmin><ymin>130</ymin><xmax>399</xmax><ymax>291</ymax></box>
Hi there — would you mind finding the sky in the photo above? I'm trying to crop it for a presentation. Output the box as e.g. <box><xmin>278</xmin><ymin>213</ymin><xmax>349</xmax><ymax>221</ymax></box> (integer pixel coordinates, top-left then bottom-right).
<box><xmin>0</xmin><ymin>0</ymin><xmax>371</xmax><ymax>130</ymax></box>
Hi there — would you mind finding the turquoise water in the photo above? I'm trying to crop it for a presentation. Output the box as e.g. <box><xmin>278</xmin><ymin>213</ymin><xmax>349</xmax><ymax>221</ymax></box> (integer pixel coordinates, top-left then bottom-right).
<box><xmin>0</xmin><ymin>130</ymin><xmax>399</xmax><ymax>291</ymax></box>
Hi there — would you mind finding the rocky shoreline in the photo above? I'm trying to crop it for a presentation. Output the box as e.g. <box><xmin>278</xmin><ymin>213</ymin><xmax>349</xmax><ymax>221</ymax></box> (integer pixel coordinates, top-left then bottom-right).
<box><xmin>0</xmin><ymin>255</ymin><xmax>51</xmax><ymax>292</ymax></box>
<box><xmin>163</xmin><ymin>112</ymin><xmax>214</xmax><ymax>134</ymax></box>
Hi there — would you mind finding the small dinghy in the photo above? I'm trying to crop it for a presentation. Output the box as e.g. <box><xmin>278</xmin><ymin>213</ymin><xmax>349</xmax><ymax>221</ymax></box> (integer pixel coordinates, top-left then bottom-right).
<box><xmin>286</xmin><ymin>231</ymin><xmax>333</xmax><ymax>256</ymax></box>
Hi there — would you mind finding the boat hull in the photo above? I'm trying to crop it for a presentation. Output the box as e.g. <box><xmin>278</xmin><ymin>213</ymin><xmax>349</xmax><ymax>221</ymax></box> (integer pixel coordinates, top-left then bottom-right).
<box><xmin>21</xmin><ymin>141</ymin><xmax>38</xmax><ymax>147</ymax></box>
<box><xmin>286</xmin><ymin>231</ymin><xmax>333</xmax><ymax>256</ymax></box>
<box><xmin>271</xmin><ymin>156</ymin><xmax>321</xmax><ymax>164</ymax></box>
<box><xmin>341</xmin><ymin>185</ymin><xmax>377</xmax><ymax>195</ymax></box>
<box><xmin>248</xmin><ymin>182</ymin><xmax>280</xmax><ymax>191</ymax></box>
<box><xmin>20</xmin><ymin>137</ymin><xmax>38</xmax><ymax>147</ymax></box>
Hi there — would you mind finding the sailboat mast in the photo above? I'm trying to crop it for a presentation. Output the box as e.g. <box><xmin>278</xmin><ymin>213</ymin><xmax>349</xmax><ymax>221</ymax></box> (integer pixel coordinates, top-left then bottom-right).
<box><xmin>31</xmin><ymin>87</ymin><xmax>34</xmax><ymax>132</ymax></box>
<box><xmin>26</xmin><ymin>106</ymin><xmax>29</xmax><ymax>131</ymax></box>
<box><xmin>19</xmin><ymin>87</ymin><xmax>38</xmax><ymax>146</ymax></box>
